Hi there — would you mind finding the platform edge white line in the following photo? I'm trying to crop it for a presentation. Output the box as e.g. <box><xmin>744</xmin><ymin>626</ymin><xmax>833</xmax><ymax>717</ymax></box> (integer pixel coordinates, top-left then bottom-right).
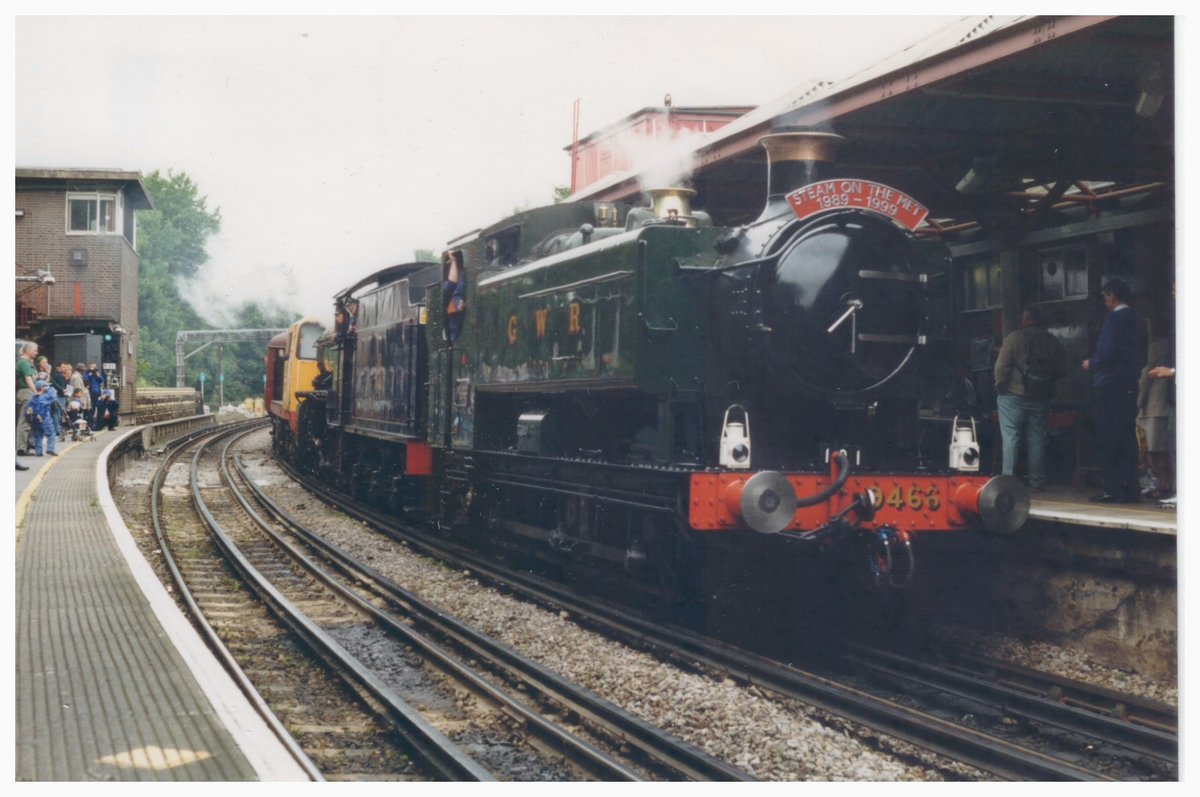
<box><xmin>95</xmin><ymin>426</ymin><xmax>311</xmax><ymax>781</ymax></box>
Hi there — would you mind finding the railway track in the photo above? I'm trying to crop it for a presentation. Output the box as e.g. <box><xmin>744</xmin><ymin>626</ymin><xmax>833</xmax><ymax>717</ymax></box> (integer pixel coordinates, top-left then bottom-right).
<box><xmin>144</xmin><ymin>422</ymin><xmax>749</xmax><ymax>781</ymax></box>
<box><xmin>149</xmin><ymin>422</ymin><xmax>414</xmax><ymax>780</ymax></box>
<box><xmin>271</xmin><ymin>451</ymin><xmax>1177</xmax><ymax>782</ymax></box>
<box><xmin>229</xmin><ymin>450</ymin><xmax>748</xmax><ymax>782</ymax></box>
<box><xmin>836</xmin><ymin>643</ymin><xmax>1176</xmax><ymax>767</ymax></box>
<box><xmin>923</xmin><ymin>647</ymin><xmax>1177</xmax><ymax>737</ymax></box>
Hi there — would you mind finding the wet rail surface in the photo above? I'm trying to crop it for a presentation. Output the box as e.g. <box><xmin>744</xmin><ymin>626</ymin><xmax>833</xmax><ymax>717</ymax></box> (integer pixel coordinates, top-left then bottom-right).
<box><xmin>273</xmin><ymin>452</ymin><xmax>1177</xmax><ymax>782</ymax></box>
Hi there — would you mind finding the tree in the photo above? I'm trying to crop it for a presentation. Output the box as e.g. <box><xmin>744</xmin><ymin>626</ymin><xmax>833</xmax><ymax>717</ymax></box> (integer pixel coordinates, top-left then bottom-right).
<box><xmin>414</xmin><ymin>249</ymin><xmax>438</xmax><ymax>263</ymax></box>
<box><xmin>137</xmin><ymin>170</ymin><xmax>223</xmax><ymax>388</ymax></box>
<box><xmin>553</xmin><ymin>185</ymin><xmax>571</xmax><ymax>204</ymax></box>
<box><xmin>138</xmin><ymin>171</ymin><xmax>221</xmax><ymax>279</ymax></box>
<box><xmin>135</xmin><ymin>171</ymin><xmax>302</xmax><ymax>406</ymax></box>
<box><xmin>135</xmin><ymin>263</ymin><xmax>206</xmax><ymax>387</ymax></box>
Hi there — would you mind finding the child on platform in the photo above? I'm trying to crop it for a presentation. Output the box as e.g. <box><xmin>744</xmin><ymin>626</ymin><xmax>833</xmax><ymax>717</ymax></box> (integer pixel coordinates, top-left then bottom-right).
<box><xmin>27</xmin><ymin>381</ymin><xmax>60</xmax><ymax>457</ymax></box>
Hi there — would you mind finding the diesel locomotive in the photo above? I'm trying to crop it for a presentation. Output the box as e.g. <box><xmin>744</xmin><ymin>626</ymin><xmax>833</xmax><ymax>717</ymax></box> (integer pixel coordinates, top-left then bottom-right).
<box><xmin>268</xmin><ymin>128</ymin><xmax>1028</xmax><ymax>607</ymax></box>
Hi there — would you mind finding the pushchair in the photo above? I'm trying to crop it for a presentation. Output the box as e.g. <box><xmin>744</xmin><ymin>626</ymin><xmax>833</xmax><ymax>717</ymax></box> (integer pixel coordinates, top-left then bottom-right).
<box><xmin>67</xmin><ymin>400</ymin><xmax>93</xmax><ymax>441</ymax></box>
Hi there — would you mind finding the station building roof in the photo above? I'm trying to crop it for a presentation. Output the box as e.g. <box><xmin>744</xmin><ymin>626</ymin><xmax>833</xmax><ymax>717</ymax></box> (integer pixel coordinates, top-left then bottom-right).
<box><xmin>16</xmin><ymin>168</ymin><xmax>155</xmax><ymax>210</ymax></box>
<box><xmin>574</xmin><ymin>15</ymin><xmax>1173</xmax><ymax>237</ymax></box>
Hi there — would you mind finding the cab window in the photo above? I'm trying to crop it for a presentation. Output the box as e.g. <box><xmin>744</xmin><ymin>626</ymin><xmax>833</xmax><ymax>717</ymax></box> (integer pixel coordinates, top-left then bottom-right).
<box><xmin>298</xmin><ymin>323</ymin><xmax>322</xmax><ymax>359</ymax></box>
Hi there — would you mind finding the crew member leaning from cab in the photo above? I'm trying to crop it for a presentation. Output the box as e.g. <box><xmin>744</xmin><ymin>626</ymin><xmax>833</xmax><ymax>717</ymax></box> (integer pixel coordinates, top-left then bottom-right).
<box><xmin>443</xmin><ymin>250</ymin><xmax>466</xmax><ymax>342</ymax></box>
<box><xmin>334</xmin><ymin>298</ymin><xmax>358</xmax><ymax>341</ymax></box>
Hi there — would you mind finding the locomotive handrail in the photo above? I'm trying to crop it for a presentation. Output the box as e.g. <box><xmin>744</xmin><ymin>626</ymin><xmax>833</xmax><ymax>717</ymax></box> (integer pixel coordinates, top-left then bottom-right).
<box><xmin>518</xmin><ymin>269</ymin><xmax>634</xmax><ymax>300</ymax></box>
<box><xmin>695</xmin><ymin>252</ymin><xmax>781</xmax><ymax>275</ymax></box>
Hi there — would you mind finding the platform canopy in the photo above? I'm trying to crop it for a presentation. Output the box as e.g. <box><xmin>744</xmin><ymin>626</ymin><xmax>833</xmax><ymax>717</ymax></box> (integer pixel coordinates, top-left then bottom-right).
<box><xmin>578</xmin><ymin>16</ymin><xmax>1173</xmax><ymax>238</ymax></box>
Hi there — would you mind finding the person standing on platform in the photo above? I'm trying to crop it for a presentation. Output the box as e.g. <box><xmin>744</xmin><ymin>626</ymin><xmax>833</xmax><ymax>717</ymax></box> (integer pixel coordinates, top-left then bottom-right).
<box><xmin>15</xmin><ymin>341</ymin><xmax>39</xmax><ymax>469</ymax></box>
<box><xmin>27</xmin><ymin>380</ymin><xmax>59</xmax><ymax>457</ymax></box>
<box><xmin>1147</xmin><ymin>361</ymin><xmax>1176</xmax><ymax>508</ymax></box>
<box><xmin>1138</xmin><ymin>338</ymin><xmax>1174</xmax><ymax>500</ymax></box>
<box><xmin>51</xmin><ymin>362</ymin><xmax>68</xmax><ymax>405</ymax></box>
<box><xmin>16</xmin><ymin>342</ymin><xmax>40</xmax><ymax>457</ymax></box>
<box><xmin>1082</xmin><ymin>278</ymin><xmax>1141</xmax><ymax>503</ymax></box>
<box><xmin>54</xmin><ymin>364</ymin><xmax>73</xmax><ymax>440</ymax></box>
<box><xmin>84</xmin><ymin>363</ymin><xmax>104</xmax><ymax>424</ymax></box>
<box><xmin>994</xmin><ymin>306</ymin><xmax>1065</xmax><ymax>491</ymax></box>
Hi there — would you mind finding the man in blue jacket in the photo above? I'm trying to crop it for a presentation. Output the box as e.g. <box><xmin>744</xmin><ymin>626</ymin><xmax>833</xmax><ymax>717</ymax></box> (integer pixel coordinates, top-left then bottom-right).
<box><xmin>84</xmin><ymin>363</ymin><xmax>104</xmax><ymax>426</ymax></box>
<box><xmin>1082</xmin><ymin>279</ymin><xmax>1141</xmax><ymax>503</ymax></box>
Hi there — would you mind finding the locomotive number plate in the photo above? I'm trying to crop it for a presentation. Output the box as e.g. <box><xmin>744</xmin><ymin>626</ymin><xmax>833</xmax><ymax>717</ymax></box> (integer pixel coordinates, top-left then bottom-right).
<box><xmin>868</xmin><ymin>483</ymin><xmax>942</xmax><ymax>512</ymax></box>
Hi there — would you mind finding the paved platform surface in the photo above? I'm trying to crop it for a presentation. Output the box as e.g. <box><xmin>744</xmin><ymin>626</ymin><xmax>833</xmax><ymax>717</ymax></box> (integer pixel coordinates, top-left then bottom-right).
<box><xmin>1030</xmin><ymin>486</ymin><xmax>1177</xmax><ymax>535</ymax></box>
<box><xmin>15</xmin><ymin>429</ymin><xmax>310</xmax><ymax>781</ymax></box>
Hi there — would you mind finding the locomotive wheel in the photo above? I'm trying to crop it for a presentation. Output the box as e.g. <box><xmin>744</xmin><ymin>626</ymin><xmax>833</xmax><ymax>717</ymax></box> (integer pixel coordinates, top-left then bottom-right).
<box><xmin>631</xmin><ymin>514</ymin><xmax>703</xmax><ymax>622</ymax></box>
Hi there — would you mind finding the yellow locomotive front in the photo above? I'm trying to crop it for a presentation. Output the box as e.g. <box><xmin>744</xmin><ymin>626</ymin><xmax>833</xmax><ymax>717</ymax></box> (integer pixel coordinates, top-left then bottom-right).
<box><xmin>266</xmin><ymin>317</ymin><xmax>325</xmax><ymax>458</ymax></box>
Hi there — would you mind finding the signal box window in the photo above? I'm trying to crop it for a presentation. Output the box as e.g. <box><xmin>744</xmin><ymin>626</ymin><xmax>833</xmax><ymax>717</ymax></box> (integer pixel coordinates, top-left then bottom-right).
<box><xmin>67</xmin><ymin>193</ymin><xmax>118</xmax><ymax>234</ymax></box>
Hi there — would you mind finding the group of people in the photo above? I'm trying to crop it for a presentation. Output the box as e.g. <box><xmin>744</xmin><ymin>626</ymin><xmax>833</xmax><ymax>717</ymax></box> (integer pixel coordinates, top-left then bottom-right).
<box><xmin>15</xmin><ymin>342</ymin><xmax>119</xmax><ymax>470</ymax></box>
<box><xmin>994</xmin><ymin>278</ymin><xmax>1175</xmax><ymax>507</ymax></box>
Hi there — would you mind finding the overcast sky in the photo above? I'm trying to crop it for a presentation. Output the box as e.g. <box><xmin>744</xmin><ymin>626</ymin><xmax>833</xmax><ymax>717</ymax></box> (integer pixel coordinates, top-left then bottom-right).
<box><xmin>17</xmin><ymin>13</ymin><xmax>983</xmax><ymax>322</ymax></box>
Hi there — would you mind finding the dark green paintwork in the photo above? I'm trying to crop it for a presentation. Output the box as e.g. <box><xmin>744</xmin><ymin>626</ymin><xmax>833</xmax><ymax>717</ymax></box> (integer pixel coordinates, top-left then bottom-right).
<box><xmin>425</xmin><ymin>202</ymin><xmax>725</xmax><ymax>452</ymax></box>
<box><xmin>472</xmin><ymin>224</ymin><xmax>725</xmax><ymax>392</ymax></box>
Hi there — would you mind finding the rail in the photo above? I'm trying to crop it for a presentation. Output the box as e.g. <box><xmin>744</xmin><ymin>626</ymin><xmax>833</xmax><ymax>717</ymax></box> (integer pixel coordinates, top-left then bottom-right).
<box><xmin>281</xmin><ymin>461</ymin><xmax>1123</xmax><ymax>781</ymax></box>
<box><xmin>142</xmin><ymin>413</ymin><xmax>218</xmax><ymax>451</ymax></box>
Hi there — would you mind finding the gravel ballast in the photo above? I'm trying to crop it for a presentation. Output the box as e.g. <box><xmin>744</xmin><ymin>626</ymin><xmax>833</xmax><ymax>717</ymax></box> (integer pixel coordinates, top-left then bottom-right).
<box><xmin>115</xmin><ymin>425</ymin><xmax>1174</xmax><ymax>781</ymax></box>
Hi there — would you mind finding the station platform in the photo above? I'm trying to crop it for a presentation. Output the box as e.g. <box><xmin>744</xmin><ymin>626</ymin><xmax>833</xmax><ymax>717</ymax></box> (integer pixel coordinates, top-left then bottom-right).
<box><xmin>1029</xmin><ymin>485</ymin><xmax>1177</xmax><ymax>535</ymax></box>
<box><xmin>14</xmin><ymin>428</ymin><xmax>310</xmax><ymax>781</ymax></box>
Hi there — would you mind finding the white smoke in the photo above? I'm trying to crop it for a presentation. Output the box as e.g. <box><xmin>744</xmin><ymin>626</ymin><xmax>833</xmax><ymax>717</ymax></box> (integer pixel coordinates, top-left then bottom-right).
<box><xmin>600</xmin><ymin>122</ymin><xmax>710</xmax><ymax>194</ymax></box>
<box><xmin>176</xmin><ymin>268</ymin><xmax>300</xmax><ymax>327</ymax></box>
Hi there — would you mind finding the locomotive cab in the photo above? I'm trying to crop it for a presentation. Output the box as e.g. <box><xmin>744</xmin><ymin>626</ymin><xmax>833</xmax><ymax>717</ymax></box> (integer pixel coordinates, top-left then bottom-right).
<box><xmin>266</xmin><ymin>317</ymin><xmax>325</xmax><ymax>459</ymax></box>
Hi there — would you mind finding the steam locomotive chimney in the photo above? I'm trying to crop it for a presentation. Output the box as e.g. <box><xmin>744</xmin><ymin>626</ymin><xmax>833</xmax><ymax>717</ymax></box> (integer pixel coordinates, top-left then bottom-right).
<box><xmin>648</xmin><ymin>187</ymin><xmax>696</xmax><ymax>224</ymax></box>
<box><xmin>758</xmin><ymin>129</ymin><xmax>844</xmax><ymax>220</ymax></box>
